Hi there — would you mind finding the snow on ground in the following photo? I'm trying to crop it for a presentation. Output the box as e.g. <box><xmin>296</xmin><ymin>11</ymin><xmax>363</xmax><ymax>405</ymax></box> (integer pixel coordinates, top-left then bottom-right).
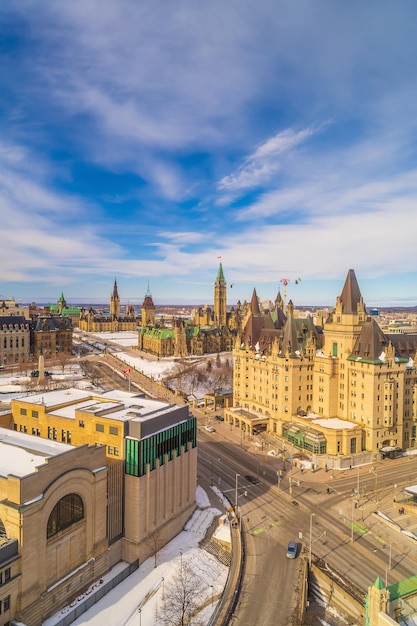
<box><xmin>115</xmin><ymin>352</ymin><xmax>177</xmax><ymax>380</ymax></box>
<box><xmin>43</xmin><ymin>486</ymin><xmax>228</xmax><ymax>626</ymax></box>
<box><xmin>0</xmin><ymin>364</ymin><xmax>86</xmax><ymax>401</ymax></box>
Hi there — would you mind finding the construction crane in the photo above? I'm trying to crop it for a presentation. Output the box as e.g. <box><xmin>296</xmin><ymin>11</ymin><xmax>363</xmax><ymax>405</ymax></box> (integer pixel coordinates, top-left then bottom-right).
<box><xmin>280</xmin><ymin>278</ymin><xmax>301</xmax><ymax>307</ymax></box>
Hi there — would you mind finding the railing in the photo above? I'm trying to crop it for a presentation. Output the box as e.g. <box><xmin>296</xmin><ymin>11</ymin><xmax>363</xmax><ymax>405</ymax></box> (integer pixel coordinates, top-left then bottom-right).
<box><xmin>52</xmin><ymin>560</ymin><xmax>139</xmax><ymax>626</ymax></box>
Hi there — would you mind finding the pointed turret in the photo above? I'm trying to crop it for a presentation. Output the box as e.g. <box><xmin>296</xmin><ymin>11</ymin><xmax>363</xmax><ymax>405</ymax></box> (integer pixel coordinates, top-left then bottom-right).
<box><xmin>216</xmin><ymin>262</ymin><xmax>225</xmax><ymax>282</ymax></box>
<box><xmin>350</xmin><ymin>319</ymin><xmax>389</xmax><ymax>362</ymax></box>
<box><xmin>112</xmin><ymin>278</ymin><xmax>119</xmax><ymax>300</ymax></box>
<box><xmin>214</xmin><ymin>262</ymin><xmax>227</xmax><ymax>327</ymax></box>
<box><xmin>110</xmin><ymin>278</ymin><xmax>121</xmax><ymax>318</ymax></box>
<box><xmin>240</xmin><ymin>288</ymin><xmax>265</xmax><ymax>347</ymax></box>
<box><xmin>250</xmin><ymin>289</ymin><xmax>261</xmax><ymax>316</ymax></box>
<box><xmin>57</xmin><ymin>291</ymin><xmax>67</xmax><ymax>313</ymax></box>
<box><xmin>339</xmin><ymin>269</ymin><xmax>364</xmax><ymax>315</ymax></box>
<box><xmin>142</xmin><ymin>283</ymin><xmax>155</xmax><ymax>327</ymax></box>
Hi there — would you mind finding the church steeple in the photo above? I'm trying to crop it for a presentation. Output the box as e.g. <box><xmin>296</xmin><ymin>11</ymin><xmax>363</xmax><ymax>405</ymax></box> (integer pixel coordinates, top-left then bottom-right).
<box><xmin>214</xmin><ymin>261</ymin><xmax>227</xmax><ymax>327</ymax></box>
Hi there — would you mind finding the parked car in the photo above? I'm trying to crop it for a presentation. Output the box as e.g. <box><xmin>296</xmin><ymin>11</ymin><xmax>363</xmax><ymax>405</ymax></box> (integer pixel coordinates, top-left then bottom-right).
<box><xmin>204</xmin><ymin>425</ymin><xmax>216</xmax><ymax>433</ymax></box>
<box><xmin>215</xmin><ymin>415</ymin><xmax>224</xmax><ymax>421</ymax></box>
<box><xmin>245</xmin><ymin>474</ymin><xmax>258</xmax><ymax>484</ymax></box>
<box><xmin>286</xmin><ymin>541</ymin><xmax>298</xmax><ymax>559</ymax></box>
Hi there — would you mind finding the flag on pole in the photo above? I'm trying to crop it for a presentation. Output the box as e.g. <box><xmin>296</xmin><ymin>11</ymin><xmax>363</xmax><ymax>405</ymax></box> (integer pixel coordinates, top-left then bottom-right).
<box><xmin>217</xmin><ymin>255</ymin><xmax>221</xmax><ymax>259</ymax></box>
<box><xmin>123</xmin><ymin>368</ymin><xmax>131</xmax><ymax>375</ymax></box>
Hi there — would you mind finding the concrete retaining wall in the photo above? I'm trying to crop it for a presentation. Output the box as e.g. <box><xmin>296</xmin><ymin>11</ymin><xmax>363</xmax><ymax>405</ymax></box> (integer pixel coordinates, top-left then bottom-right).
<box><xmin>308</xmin><ymin>556</ymin><xmax>366</xmax><ymax>625</ymax></box>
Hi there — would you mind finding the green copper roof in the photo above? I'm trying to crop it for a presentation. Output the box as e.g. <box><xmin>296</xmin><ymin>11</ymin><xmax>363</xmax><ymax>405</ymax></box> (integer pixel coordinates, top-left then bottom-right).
<box><xmin>48</xmin><ymin>304</ymin><xmax>80</xmax><ymax>314</ymax></box>
<box><xmin>388</xmin><ymin>574</ymin><xmax>417</xmax><ymax>601</ymax></box>
<box><xmin>216</xmin><ymin>262</ymin><xmax>225</xmax><ymax>282</ymax></box>
<box><xmin>373</xmin><ymin>576</ymin><xmax>385</xmax><ymax>590</ymax></box>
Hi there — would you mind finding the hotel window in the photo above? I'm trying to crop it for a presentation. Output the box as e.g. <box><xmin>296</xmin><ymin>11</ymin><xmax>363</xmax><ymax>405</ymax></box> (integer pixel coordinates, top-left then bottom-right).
<box><xmin>20</xmin><ymin>408</ymin><xmax>27</xmax><ymax>416</ymax></box>
<box><xmin>95</xmin><ymin>423</ymin><xmax>104</xmax><ymax>433</ymax></box>
<box><xmin>79</xmin><ymin>420</ymin><xmax>85</xmax><ymax>428</ymax></box>
<box><xmin>108</xmin><ymin>446</ymin><xmax>114</xmax><ymax>455</ymax></box>
<box><xmin>32</xmin><ymin>410</ymin><xmax>38</xmax><ymax>418</ymax></box>
<box><xmin>114</xmin><ymin>447</ymin><xmax>120</xmax><ymax>456</ymax></box>
<box><xmin>109</xmin><ymin>426</ymin><xmax>119</xmax><ymax>436</ymax></box>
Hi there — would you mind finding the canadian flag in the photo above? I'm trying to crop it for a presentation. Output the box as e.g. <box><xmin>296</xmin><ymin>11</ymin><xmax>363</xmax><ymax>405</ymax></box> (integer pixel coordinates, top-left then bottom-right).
<box><xmin>123</xmin><ymin>368</ymin><xmax>131</xmax><ymax>375</ymax></box>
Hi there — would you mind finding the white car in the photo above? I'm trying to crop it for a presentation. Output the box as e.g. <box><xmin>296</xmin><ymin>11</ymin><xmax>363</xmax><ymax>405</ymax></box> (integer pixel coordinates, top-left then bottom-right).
<box><xmin>204</xmin><ymin>425</ymin><xmax>216</xmax><ymax>433</ymax></box>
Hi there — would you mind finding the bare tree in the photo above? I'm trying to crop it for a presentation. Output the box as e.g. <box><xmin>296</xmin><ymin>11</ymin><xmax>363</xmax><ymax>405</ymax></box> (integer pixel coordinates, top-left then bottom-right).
<box><xmin>145</xmin><ymin>528</ymin><xmax>164</xmax><ymax>569</ymax></box>
<box><xmin>55</xmin><ymin>351</ymin><xmax>73</xmax><ymax>374</ymax></box>
<box><xmin>158</xmin><ymin>561</ymin><xmax>205</xmax><ymax>626</ymax></box>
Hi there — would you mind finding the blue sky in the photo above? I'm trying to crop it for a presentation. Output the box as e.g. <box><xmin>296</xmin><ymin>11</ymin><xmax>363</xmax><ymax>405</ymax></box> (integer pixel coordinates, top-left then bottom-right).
<box><xmin>1</xmin><ymin>1</ymin><xmax>417</xmax><ymax>307</ymax></box>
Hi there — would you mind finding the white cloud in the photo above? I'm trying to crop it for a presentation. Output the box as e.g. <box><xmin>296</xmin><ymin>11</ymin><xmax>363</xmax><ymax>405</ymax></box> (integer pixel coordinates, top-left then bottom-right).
<box><xmin>217</xmin><ymin>127</ymin><xmax>318</xmax><ymax>193</ymax></box>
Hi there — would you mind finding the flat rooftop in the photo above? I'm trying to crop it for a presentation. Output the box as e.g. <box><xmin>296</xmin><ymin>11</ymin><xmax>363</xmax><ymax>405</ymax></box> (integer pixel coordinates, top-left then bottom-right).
<box><xmin>0</xmin><ymin>428</ymin><xmax>74</xmax><ymax>478</ymax></box>
<box><xmin>16</xmin><ymin>388</ymin><xmax>178</xmax><ymax>423</ymax></box>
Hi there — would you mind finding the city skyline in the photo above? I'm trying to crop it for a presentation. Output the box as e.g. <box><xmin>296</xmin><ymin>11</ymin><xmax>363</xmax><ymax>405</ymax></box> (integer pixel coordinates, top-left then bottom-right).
<box><xmin>1</xmin><ymin>3</ymin><xmax>417</xmax><ymax>306</ymax></box>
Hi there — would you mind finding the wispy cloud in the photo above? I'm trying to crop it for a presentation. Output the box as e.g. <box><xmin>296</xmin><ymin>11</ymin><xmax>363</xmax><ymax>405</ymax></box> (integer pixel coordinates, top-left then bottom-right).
<box><xmin>217</xmin><ymin>127</ymin><xmax>319</xmax><ymax>193</ymax></box>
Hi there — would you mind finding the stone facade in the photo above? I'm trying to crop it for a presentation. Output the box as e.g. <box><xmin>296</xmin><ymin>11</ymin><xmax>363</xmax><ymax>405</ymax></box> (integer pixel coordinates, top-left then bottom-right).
<box><xmin>227</xmin><ymin>269</ymin><xmax>417</xmax><ymax>460</ymax></box>
<box><xmin>0</xmin><ymin>431</ymin><xmax>108</xmax><ymax>626</ymax></box>
<box><xmin>0</xmin><ymin>387</ymin><xmax>197</xmax><ymax>623</ymax></box>
<box><xmin>138</xmin><ymin>263</ymin><xmax>240</xmax><ymax>357</ymax></box>
<box><xmin>0</xmin><ymin>315</ymin><xmax>31</xmax><ymax>366</ymax></box>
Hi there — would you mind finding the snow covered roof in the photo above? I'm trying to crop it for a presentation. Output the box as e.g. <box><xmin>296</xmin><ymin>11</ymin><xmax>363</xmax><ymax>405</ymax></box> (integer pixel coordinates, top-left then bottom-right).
<box><xmin>0</xmin><ymin>427</ymin><xmax>73</xmax><ymax>478</ymax></box>
<box><xmin>311</xmin><ymin>417</ymin><xmax>357</xmax><ymax>430</ymax></box>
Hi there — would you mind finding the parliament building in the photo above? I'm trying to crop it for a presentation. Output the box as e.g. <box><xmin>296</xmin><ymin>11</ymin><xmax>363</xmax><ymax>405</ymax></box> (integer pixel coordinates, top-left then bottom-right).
<box><xmin>138</xmin><ymin>263</ymin><xmax>241</xmax><ymax>357</ymax></box>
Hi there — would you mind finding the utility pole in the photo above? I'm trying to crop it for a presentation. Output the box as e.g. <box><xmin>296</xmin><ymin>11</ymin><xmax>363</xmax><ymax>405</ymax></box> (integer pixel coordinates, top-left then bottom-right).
<box><xmin>309</xmin><ymin>513</ymin><xmax>315</xmax><ymax>568</ymax></box>
<box><xmin>235</xmin><ymin>473</ymin><xmax>240</xmax><ymax>513</ymax></box>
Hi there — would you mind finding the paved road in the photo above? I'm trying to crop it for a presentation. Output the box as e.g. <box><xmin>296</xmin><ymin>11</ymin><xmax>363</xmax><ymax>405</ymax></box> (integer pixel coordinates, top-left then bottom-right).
<box><xmin>198</xmin><ymin>422</ymin><xmax>417</xmax><ymax>625</ymax></box>
<box><xmin>198</xmin><ymin>437</ymin><xmax>304</xmax><ymax>626</ymax></box>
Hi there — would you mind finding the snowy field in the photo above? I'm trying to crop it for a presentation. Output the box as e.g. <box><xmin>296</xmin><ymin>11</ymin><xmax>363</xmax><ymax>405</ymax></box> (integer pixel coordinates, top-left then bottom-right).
<box><xmin>43</xmin><ymin>487</ymin><xmax>229</xmax><ymax>626</ymax></box>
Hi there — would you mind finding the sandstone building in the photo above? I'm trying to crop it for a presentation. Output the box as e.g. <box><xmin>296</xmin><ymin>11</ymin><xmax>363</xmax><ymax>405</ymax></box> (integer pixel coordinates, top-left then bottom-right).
<box><xmin>0</xmin><ymin>315</ymin><xmax>31</xmax><ymax>366</ymax></box>
<box><xmin>227</xmin><ymin>269</ymin><xmax>417</xmax><ymax>463</ymax></box>
<box><xmin>0</xmin><ymin>388</ymin><xmax>197</xmax><ymax>625</ymax></box>
<box><xmin>79</xmin><ymin>279</ymin><xmax>139</xmax><ymax>332</ymax></box>
<box><xmin>138</xmin><ymin>263</ymin><xmax>240</xmax><ymax>357</ymax></box>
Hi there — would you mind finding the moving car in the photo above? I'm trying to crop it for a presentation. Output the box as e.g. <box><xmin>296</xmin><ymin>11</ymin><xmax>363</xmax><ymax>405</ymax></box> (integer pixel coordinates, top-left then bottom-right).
<box><xmin>286</xmin><ymin>541</ymin><xmax>298</xmax><ymax>559</ymax></box>
<box><xmin>245</xmin><ymin>474</ymin><xmax>258</xmax><ymax>484</ymax></box>
<box><xmin>215</xmin><ymin>415</ymin><xmax>224</xmax><ymax>421</ymax></box>
<box><xmin>204</xmin><ymin>425</ymin><xmax>216</xmax><ymax>433</ymax></box>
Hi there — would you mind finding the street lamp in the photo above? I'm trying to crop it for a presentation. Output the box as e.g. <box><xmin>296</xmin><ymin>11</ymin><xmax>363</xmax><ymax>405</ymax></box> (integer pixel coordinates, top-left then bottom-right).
<box><xmin>235</xmin><ymin>473</ymin><xmax>240</xmax><ymax>512</ymax></box>
<box><xmin>210</xmin><ymin>584</ymin><xmax>214</xmax><ymax>606</ymax></box>
<box><xmin>161</xmin><ymin>577</ymin><xmax>164</xmax><ymax>600</ymax></box>
<box><xmin>309</xmin><ymin>513</ymin><xmax>315</xmax><ymax>568</ymax></box>
<box><xmin>138</xmin><ymin>607</ymin><xmax>141</xmax><ymax>626</ymax></box>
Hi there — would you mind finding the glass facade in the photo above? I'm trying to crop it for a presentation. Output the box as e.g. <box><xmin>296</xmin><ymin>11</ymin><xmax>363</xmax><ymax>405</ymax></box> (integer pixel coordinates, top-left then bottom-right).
<box><xmin>125</xmin><ymin>417</ymin><xmax>197</xmax><ymax>477</ymax></box>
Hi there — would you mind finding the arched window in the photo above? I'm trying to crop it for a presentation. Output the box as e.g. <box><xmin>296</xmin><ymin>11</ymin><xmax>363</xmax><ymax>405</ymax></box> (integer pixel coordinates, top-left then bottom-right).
<box><xmin>47</xmin><ymin>494</ymin><xmax>84</xmax><ymax>539</ymax></box>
